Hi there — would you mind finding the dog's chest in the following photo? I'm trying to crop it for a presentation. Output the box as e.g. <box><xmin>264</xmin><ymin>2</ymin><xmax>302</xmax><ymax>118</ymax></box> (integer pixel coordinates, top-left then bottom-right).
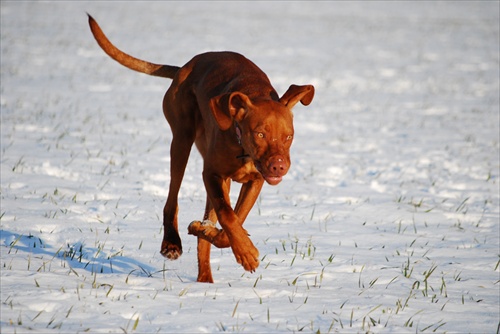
<box><xmin>230</xmin><ymin>161</ymin><xmax>262</xmax><ymax>183</ymax></box>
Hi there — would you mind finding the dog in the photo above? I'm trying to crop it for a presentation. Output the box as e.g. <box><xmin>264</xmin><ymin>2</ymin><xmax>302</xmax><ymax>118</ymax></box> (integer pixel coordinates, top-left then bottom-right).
<box><xmin>88</xmin><ymin>15</ymin><xmax>314</xmax><ymax>283</ymax></box>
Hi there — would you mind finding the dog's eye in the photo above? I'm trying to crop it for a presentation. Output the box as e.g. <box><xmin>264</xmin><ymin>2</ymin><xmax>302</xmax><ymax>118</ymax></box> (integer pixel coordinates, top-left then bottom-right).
<box><xmin>286</xmin><ymin>135</ymin><xmax>293</xmax><ymax>140</ymax></box>
<box><xmin>256</xmin><ymin>132</ymin><xmax>264</xmax><ymax>138</ymax></box>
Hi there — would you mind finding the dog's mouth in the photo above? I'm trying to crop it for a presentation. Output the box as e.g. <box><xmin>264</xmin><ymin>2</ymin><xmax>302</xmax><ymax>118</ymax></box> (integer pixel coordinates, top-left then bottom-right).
<box><xmin>254</xmin><ymin>160</ymin><xmax>284</xmax><ymax>185</ymax></box>
<box><xmin>264</xmin><ymin>175</ymin><xmax>283</xmax><ymax>185</ymax></box>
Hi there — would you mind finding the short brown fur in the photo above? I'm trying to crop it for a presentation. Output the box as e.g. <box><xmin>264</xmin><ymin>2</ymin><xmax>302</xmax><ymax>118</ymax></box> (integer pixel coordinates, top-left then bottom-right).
<box><xmin>88</xmin><ymin>15</ymin><xmax>314</xmax><ymax>283</ymax></box>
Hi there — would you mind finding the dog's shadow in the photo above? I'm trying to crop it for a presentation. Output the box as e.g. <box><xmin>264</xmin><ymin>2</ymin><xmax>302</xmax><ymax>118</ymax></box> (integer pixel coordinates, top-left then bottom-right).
<box><xmin>1</xmin><ymin>230</ymin><xmax>157</xmax><ymax>277</ymax></box>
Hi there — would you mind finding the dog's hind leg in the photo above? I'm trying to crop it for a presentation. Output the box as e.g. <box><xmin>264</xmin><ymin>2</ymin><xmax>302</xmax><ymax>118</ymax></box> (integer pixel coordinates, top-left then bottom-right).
<box><xmin>194</xmin><ymin>178</ymin><xmax>231</xmax><ymax>283</ymax></box>
<box><xmin>161</xmin><ymin>131</ymin><xmax>195</xmax><ymax>260</ymax></box>
<box><xmin>195</xmin><ymin>197</ymin><xmax>217</xmax><ymax>283</ymax></box>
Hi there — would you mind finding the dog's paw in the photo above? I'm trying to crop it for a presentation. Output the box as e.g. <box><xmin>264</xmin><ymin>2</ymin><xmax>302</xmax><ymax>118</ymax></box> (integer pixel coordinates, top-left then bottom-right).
<box><xmin>188</xmin><ymin>221</ymin><xmax>231</xmax><ymax>248</ymax></box>
<box><xmin>232</xmin><ymin>237</ymin><xmax>260</xmax><ymax>273</ymax></box>
<box><xmin>188</xmin><ymin>220</ymin><xmax>218</xmax><ymax>239</ymax></box>
<box><xmin>160</xmin><ymin>240</ymin><xmax>182</xmax><ymax>260</ymax></box>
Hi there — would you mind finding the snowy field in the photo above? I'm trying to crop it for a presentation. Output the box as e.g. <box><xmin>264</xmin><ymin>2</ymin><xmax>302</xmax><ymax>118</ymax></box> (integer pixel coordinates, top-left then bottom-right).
<box><xmin>1</xmin><ymin>1</ymin><xmax>499</xmax><ymax>333</ymax></box>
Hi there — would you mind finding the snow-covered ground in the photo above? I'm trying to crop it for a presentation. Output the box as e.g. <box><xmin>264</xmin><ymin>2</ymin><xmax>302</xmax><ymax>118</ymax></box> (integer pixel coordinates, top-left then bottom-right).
<box><xmin>1</xmin><ymin>1</ymin><xmax>499</xmax><ymax>333</ymax></box>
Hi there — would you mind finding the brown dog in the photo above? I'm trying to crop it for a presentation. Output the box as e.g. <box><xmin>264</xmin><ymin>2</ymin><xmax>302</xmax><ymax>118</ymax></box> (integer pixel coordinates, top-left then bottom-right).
<box><xmin>88</xmin><ymin>15</ymin><xmax>314</xmax><ymax>283</ymax></box>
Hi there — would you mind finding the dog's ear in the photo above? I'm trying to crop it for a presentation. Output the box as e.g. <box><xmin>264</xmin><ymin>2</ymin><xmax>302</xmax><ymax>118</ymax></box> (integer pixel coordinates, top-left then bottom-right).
<box><xmin>210</xmin><ymin>92</ymin><xmax>252</xmax><ymax>130</ymax></box>
<box><xmin>279</xmin><ymin>85</ymin><xmax>315</xmax><ymax>109</ymax></box>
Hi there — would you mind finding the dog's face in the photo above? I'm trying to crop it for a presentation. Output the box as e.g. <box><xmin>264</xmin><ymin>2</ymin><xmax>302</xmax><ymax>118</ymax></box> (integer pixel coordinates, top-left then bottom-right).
<box><xmin>210</xmin><ymin>84</ymin><xmax>314</xmax><ymax>185</ymax></box>
<box><xmin>239</xmin><ymin>101</ymin><xmax>294</xmax><ymax>185</ymax></box>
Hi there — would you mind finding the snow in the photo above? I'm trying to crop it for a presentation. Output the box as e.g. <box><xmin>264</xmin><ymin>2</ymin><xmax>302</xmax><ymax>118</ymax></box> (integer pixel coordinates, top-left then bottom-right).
<box><xmin>1</xmin><ymin>1</ymin><xmax>499</xmax><ymax>333</ymax></box>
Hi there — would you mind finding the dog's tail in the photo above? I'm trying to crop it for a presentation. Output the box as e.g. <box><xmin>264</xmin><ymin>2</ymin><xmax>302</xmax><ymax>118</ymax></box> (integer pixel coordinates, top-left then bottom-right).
<box><xmin>88</xmin><ymin>14</ymin><xmax>180</xmax><ymax>79</ymax></box>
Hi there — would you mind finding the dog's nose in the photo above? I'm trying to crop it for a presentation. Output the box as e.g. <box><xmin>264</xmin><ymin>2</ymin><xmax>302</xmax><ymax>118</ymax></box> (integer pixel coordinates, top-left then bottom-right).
<box><xmin>268</xmin><ymin>155</ymin><xmax>288</xmax><ymax>176</ymax></box>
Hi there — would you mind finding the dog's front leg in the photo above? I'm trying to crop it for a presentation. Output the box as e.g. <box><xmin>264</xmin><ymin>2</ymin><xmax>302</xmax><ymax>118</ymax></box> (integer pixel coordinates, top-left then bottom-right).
<box><xmin>234</xmin><ymin>178</ymin><xmax>264</xmax><ymax>222</ymax></box>
<box><xmin>199</xmin><ymin>171</ymin><xmax>260</xmax><ymax>273</ymax></box>
<box><xmin>190</xmin><ymin>178</ymin><xmax>263</xmax><ymax>243</ymax></box>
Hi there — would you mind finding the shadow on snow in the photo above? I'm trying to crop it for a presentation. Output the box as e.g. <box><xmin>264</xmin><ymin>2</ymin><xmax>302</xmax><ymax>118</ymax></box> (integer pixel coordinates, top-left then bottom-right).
<box><xmin>1</xmin><ymin>230</ymin><xmax>159</xmax><ymax>278</ymax></box>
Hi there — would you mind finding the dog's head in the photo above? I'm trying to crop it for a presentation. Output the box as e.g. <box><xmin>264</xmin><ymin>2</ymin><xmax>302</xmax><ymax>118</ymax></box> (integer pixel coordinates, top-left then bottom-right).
<box><xmin>210</xmin><ymin>84</ymin><xmax>314</xmax><ymax>185</ymax></box>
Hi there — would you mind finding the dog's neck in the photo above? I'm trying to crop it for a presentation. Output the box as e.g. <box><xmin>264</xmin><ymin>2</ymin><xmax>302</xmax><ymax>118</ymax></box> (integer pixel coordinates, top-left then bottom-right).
<box><xmin>235</xmin><ymin>122</ymin><xmax>243</xmax><ymax>145</ymax></box>
<box><xmin>235</xmin><ymin>122</ymin><xmax>250</xmax><ymax>159</ymax></box>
